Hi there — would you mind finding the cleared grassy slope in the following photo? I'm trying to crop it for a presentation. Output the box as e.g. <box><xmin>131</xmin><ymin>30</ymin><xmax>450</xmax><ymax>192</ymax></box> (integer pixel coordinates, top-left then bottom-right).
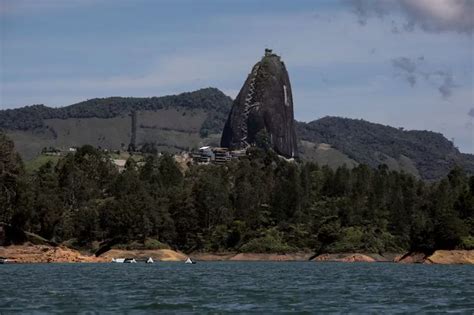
<box><xmin>24</xmin><ymin>154</ymin><xmax>61</xmax><ymax>173</ymax></box>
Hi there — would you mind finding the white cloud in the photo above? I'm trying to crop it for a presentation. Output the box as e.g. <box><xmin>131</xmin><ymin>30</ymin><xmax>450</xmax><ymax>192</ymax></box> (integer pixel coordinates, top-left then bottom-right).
<box><xmin>348</xmin><ymin>0</ymin><xmax>474</xmax><ymax>34</ymax></box>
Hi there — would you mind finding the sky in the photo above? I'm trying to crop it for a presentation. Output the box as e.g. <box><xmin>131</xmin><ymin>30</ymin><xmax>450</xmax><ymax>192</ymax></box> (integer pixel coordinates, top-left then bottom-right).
<box><xmin>1</xmin><ymin>0</ymin><xmax>473</xmax><ymax>153</ymax></box>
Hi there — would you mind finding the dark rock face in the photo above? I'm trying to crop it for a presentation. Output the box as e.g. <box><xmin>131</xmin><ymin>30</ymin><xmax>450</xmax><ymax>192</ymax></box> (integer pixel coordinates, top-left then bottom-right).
<box><xmin>221</xmin><ymin>50</ymin><xmax>298</xmax><ymax>158</ymax></box>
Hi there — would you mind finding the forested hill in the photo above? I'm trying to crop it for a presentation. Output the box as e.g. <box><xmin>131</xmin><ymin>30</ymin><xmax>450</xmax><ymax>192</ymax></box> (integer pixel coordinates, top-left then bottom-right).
<box><xmin>0</xmin><ymin>87</ymin><xmax>232</xmax><ymax>133</ymax></box>
<box><xmin>297</xmin><ymin>117</ymin><xmax>474</xmax><ymax>181</ymax></box>
<box><xmin>1</xmin><ymin>87</ymin><xmax>473</xmax><ymax>180</ymax></box>
<box><xmin>0</xmin><ymin>88</ymin><xmax>232</xmax><ymax>160</ymax></box>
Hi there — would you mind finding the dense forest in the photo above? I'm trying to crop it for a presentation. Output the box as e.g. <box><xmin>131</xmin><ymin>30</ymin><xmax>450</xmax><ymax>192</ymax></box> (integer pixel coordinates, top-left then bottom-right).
<box><xmin>1</xmin><ymin>133</ymin><xmax>473</xmax><ymax>254</ymax></box>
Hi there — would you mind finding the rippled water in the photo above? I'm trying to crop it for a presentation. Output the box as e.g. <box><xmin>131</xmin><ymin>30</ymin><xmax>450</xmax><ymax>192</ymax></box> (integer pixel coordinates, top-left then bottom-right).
<box><xmin>0</xmin><ymin>262</ymin><xmax>473</xmax><ymax>313</ymax></box>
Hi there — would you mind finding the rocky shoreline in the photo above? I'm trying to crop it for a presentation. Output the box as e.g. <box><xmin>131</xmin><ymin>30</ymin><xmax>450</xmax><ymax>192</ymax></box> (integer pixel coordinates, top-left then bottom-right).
<box><xmin>0</xmin><ymin>245</ymin><xmax>189</xmax><ymax>264</ymax></box>
<box><xmin>400</xmin><ymin>250</ymin><xmax>474</xmax><ymax>264</ymax></box>
<box><xmin>1</xmin><ymin>245</ymin><xmax>472</xmax><ymax>264</ymax></box>
<box><xmin>0</xmin><ymin>245</ymin><xmax>107</xmax><ymax>263</ymax></box>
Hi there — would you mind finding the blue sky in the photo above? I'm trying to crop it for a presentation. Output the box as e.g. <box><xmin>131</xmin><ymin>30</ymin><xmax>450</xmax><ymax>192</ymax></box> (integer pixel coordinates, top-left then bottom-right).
<box><xmin>1</xmin><ymin>0</ymin><xmax>473</xmax><ymax>152</ymax></box>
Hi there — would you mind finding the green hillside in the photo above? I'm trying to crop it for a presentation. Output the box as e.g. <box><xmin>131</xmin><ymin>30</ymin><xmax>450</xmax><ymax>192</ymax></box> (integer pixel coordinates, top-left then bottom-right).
<box><xmin>1</xmin><ymin>88</ymin><xmax>473</xmax><ymax>180</ymax></box>
<box><xmin>297</xmin><ymin>117</ymin><xmax>474</xmax><ymax>180</ymax></box>
<box><xmin>1</xmin><ymin>88</ymin><xmax>232</xmax><ymax>160</ymax></box>
<box><xmin>0</xmin><ymin>87</ymin><xmax>231</xmax><ymax>132</ymax></box>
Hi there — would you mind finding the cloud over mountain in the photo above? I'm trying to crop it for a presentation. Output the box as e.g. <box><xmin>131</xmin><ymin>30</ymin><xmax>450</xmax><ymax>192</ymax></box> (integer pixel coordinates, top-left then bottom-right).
<box><xmin>391</xmin><ymin>57</ymin><xmax>417</xmax><ymax>86</ymax></box>
<box><xmin>391</xmin><ymin>56</ymin><xmax>459</xmax><ymax>99</ymax></box>
<box><xmin>468</xmin><ymin>108</ymin><xmax>474</xmax><ymax>118</ymax></box>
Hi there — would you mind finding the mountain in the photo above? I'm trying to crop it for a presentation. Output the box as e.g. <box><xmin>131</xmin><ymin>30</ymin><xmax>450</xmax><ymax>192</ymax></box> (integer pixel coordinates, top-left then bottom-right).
<box><xmin>221</xmin><ymin>49</ymin><xmax>298</xmax><ymax>158</ymax></box>
<box><xmin>297</xmin><ymin>117</ymin><xmax>474</xmax><ymax>181</ymax></box>
<box><xmin>0</xmin><ymin>88</ymin><xmax>232</xmax><ymax>160</ymax></box>
<box><xmin>1</xmin><ymin>88</ymin><xmax>473</xmax><ymax>180</ymax></box>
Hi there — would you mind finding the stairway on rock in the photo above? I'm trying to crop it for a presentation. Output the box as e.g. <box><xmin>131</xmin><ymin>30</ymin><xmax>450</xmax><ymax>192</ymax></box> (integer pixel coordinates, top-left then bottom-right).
<box><xmin>239</xmin><ymin>65</ymin><xmax>260</xmax><ymax>147</ymax></box>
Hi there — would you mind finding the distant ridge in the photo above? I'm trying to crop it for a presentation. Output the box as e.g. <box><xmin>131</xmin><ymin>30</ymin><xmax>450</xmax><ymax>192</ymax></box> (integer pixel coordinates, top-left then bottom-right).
<box><xmin>0</xmin><ymin>88</ymin><xmax>232</xmax><ymax>160</ymax></box>
<box><xmin>0</xmin><ymin>88</ymin><xmax>232</xmax><ymax>132</ymax></box>
<box><xmin>1</xmin><ymin>88</ymin><xmax>472</xmax><ymax>180</ymax></box>
<box><xmin>297</xmin><ymin>117</ymin><xmax>474</xmax><ymax>181</ymax></box>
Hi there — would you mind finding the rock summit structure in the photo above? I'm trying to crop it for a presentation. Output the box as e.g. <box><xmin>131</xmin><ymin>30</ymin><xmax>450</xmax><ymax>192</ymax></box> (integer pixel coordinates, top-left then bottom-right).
<box><xmin>221</xmin><ymin>49</ymin><xmax>298</xmax><ymax>158</ymax></box>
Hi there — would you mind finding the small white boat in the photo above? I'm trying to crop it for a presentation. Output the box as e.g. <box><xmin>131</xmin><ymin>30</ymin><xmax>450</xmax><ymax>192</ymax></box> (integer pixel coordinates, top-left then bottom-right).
<box><xmin>112</xmin><ymin>258</ymin><xmax>136</xmax><ymax>263</ymax></box>
<box><xmin>185</xmin><ymin>257</ymin><xmax>196</xmax><ymax>264</ymax></box>
<box><xmin>146</xmin><ymin>257</ymin><xmax>154</xmax><ymax>264</ymax></box>
<box><xmin>0</xmin><ymin>258</ymin><xmax>9</xmax><ymax>264</ymax></box>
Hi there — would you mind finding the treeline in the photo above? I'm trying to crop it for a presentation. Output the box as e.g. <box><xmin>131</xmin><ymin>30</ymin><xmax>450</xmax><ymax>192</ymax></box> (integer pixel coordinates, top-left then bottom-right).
<box><xmin>1</xmin><ymin>133</ymin><xmax>473</xmax><ymax>254</ymax></box>
<box><xmin>0</xmin><ymin>88</ymin><xmax>231</xmax><ymax>135</ymax></box>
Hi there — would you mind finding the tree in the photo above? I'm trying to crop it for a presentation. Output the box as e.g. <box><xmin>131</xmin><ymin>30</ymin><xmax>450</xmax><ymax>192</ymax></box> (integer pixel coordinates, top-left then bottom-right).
<box><xmin>191</xmin><ymin>165</ymin><xmax>232</xmax><ymax>233</ymax></box>
<box><xmin>0</xmin><ymin>133</ymin><xmax>34</xmax><ymax>243</ymax></box>
<box><xmin>271</xmin><ymin>161</ymin><xmax>302</xmax><ymax>221</ymax></box>
<box><xmin>0</xmin><ymin>133</ymin><xmax>24</xmax><ymax>224</ymax></box>
<box><xmin>31</xmin><ymin>161</ymin><xmax>63</xmax><ymax>239</ymax></box>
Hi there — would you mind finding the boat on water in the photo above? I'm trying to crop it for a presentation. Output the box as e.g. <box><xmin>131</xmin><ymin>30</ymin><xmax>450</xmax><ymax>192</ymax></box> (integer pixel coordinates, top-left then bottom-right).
<box><xmin>185</xmin><ymin>257</ymin><xmax>196</xmax><ymax>264</ymax></box>
<box><xmin>146</xmin><ymin>257</ymin><xmax>154</xmax><ymax>264</ymax></box>
<box><xmin>0</xmin><ymin>257</ymin><xmax>9</xmax><ymax>264</ymax></box>
<box><xmin>111</xmin><ymin>258</ymin><xmax>137</xmax><ymax>263</ymax></box>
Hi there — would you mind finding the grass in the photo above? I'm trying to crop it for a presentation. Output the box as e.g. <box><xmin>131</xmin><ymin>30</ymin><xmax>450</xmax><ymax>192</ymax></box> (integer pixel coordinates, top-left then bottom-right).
<box><xmin>25</xmin><ymin>154</ymin><xmax>61</xmax><ymax>173</ymax></box>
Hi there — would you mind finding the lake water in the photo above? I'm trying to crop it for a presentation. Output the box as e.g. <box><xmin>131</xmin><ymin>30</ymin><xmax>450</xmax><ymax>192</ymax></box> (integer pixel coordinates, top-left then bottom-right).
<box><xmin>0</xmin><ymin>262</ymin><xmax>473</xmax><ymax>313</ymax></box>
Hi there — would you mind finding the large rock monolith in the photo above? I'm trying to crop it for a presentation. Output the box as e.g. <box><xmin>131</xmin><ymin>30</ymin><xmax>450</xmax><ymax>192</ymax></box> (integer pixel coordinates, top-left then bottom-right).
<box><xmin>221</xmin><ymin>49</ymin><xmax>298</xmax><ymax>158</ymax></box>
